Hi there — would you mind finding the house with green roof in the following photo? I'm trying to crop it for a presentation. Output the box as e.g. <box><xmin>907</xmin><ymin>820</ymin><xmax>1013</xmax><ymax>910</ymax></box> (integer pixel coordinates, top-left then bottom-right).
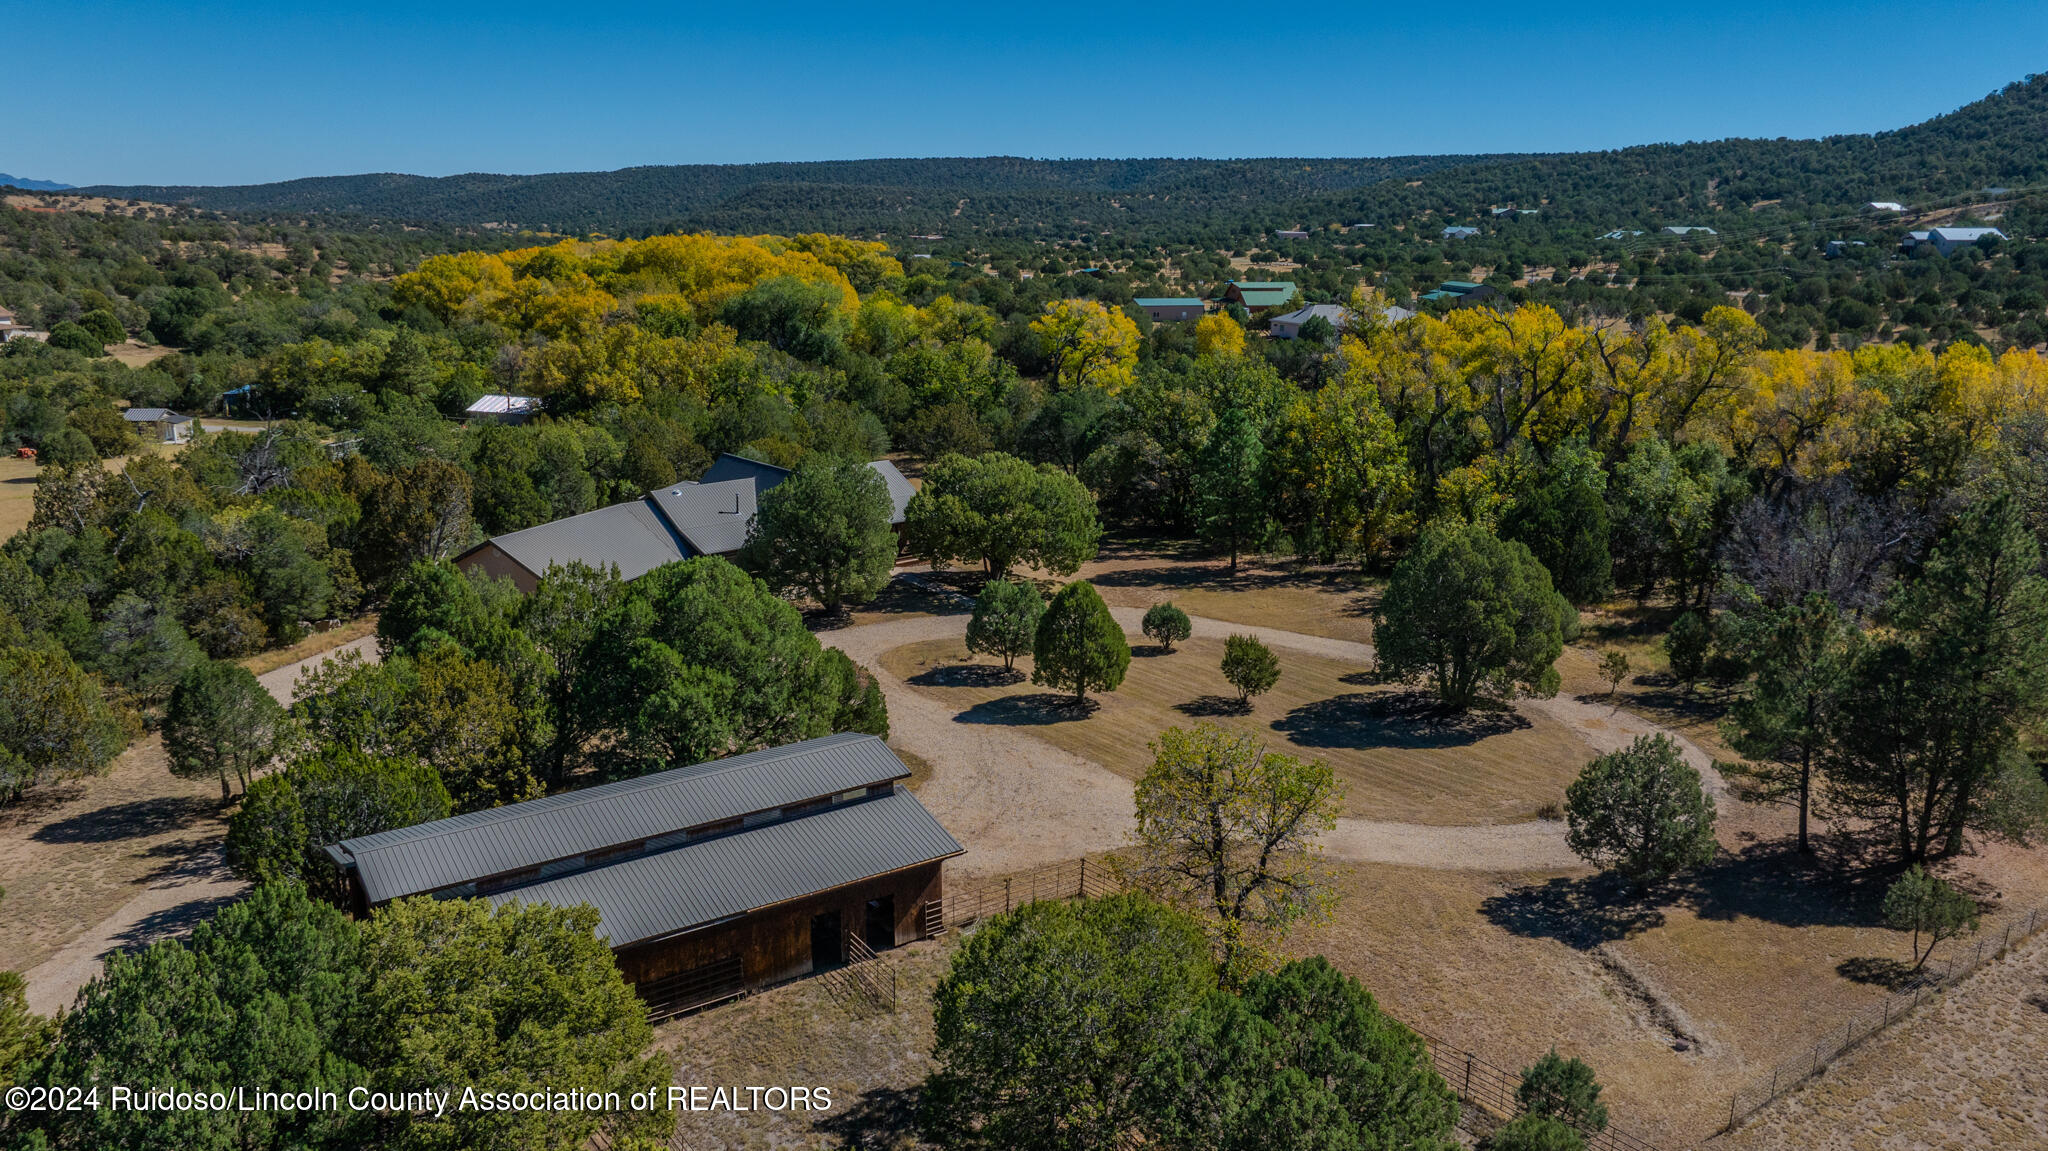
<box><xmin>1133</xmin><ymin>297</ymin><xmax>1206</xmax><ymax>322</ymax></box>
<box><xmin>1220</xmin><ymin>280</ymin><xmax>1299</xmax><ymax>310</ymax></box>
<box><xmin>1419</xmin><ymin>280</ymin><xmax>1499</xmax><ymax>308</ymax></box>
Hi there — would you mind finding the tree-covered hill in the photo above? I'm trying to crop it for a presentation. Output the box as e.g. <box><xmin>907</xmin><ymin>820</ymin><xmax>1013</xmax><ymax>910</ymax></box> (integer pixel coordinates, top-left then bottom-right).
<box><xmin>76</xmin><ymin>75</ymin><xmax>2048</xmax><ymax>240</ymax></box>
<box><xmin>78</xmin><ymin>154</ymin><xmax>1513</xmax><ymax>239</ymax></box>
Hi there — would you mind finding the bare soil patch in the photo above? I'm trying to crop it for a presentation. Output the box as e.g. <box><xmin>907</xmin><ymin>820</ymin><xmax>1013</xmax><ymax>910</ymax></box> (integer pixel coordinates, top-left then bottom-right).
<box><xmin>104</xmin><ymin>339</ymin><xmax>176</xmax><ymax>367</ymax></box>
<box><xmin>880</xmin><ymin>633</ymin><xmax>1593</xmax><ymax>826</ymax></box>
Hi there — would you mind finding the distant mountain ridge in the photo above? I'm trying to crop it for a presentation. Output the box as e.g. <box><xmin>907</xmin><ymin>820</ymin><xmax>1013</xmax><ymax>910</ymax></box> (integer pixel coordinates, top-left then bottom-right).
<box><xmin>0</xmin><ymin>174</ymin><xmax>76</xmax><ymax>192</ymax></box>
<box><xmin>75</xmin><ymin>73</ymin><xmax>2048</xmax><ymax>239</ymax></box>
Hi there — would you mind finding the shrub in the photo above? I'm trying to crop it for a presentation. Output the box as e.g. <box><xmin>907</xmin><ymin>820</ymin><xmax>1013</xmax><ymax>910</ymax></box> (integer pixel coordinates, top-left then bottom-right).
<box><xmin>1142</xmin><ymin>601</ymin><xmax>1192</xmax><ymax>652</ymax></box>
<box><xmin>1221</xmin><ymin>634</ymin><xmax>1280</xmax><ymax>704</ymax></box>
<box><xmin>1882</xmin><ymin>866</ymin><xmax>1979</xmax><ymax>970</ymax></box>
<box><xmin>1564</xmin><ymin>734</ymin><xmax>1717</xmax><ymax>887</ymax></box>
<box><xmin>966</xmin><ymin>579</ymin><xmax>1044</xmax><ymax>672</ymax></box>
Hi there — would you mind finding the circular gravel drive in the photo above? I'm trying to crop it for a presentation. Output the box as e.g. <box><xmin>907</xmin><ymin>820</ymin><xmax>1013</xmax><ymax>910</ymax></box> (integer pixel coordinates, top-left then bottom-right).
<box><xmin>832</xmin><ymin>598</ymin><xmax>1726</xmax><ymax>878</ymax></box>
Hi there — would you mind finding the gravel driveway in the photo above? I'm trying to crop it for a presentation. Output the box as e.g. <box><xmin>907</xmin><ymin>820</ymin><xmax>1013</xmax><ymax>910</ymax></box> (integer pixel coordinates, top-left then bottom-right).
<box><xmin>834</xmin><ymin>597</ymin><xmax>1727</xmax><ymax>877</ymax></box>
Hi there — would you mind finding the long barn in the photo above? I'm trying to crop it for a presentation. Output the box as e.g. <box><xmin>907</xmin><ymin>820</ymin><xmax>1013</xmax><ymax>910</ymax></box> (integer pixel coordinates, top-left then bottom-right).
<box><xmin>324</xmin><ymin>733</ymin><xmax>963</xmax><ymax>1017</ymax></box>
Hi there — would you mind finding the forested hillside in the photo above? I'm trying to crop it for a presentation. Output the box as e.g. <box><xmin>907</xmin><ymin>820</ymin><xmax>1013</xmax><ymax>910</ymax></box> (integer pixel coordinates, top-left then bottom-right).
<box><xmin>77</xmin><ymin>154</ymin><xmax>1511</xmax><ymax>239</ymax></box>
<box><xmin>78</xmin><ymin>76</ymin><xmax>2048</xmax><ymax>240</ymax></box>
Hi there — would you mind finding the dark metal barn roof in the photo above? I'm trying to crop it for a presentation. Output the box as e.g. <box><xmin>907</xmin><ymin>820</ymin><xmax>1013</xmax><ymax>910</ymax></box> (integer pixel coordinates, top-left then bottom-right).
<box><xmin>488</xmin><ymin>788</ymin><xmax>963</xmax><ymax>948</ymax></box>
<box><xmin>329</xmin><ymin>733</ymin><xmax>914</xmax><ymax>904</ymax></box>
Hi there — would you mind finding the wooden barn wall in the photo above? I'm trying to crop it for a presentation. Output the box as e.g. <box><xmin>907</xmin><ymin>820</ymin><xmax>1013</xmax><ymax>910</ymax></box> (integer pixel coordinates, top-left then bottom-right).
<box><xmin>612</xmin><ymin>862</ymin><xmax>944</xmax><ymax>990</ymax></box>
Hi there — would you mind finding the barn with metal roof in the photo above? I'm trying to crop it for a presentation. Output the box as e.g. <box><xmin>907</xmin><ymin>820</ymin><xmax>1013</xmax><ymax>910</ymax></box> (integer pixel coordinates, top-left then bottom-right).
<box><xmin>325</xmin><ymin>733</ymin><xmax>963</xmax><ymax>1017</ymax></box>
<box><xmin>455</xmin><ymin>452</ymin><xmax>915</xmax><ymax>592</ymax></box>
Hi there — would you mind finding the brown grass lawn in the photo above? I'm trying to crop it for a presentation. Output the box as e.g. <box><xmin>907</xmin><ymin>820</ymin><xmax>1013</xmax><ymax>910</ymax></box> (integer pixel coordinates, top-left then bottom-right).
<box><xmin>0</xmin><ymin>454</ymin><xmax>39</xmax><ymax>541</ymax></box>
<box><xmin>0</xmin><ymin>738</ymin><xmax>229</xmax><ymax>973</ymax></box>
<box><xmin>1076</xmin><ymin>537</ymin><xmax>1381</xmax><ymax>646</ymax></box>
<box><xmin>880</xmin><ymin>634</ymin><xmax>1594</xmax><ymax>825</ymax></box>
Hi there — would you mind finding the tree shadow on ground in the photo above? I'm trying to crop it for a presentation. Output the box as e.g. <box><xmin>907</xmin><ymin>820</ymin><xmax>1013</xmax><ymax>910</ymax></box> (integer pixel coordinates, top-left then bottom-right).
<box><xmin>1835</xmin><ymin>956</ymin><xmax>1926</xmax><ymax>992</ymax></box>
<box><xmin>908</xmin><ymin>663</ymin><xmax>1025</xmax><ymax>689</ymax></box>
<box><xmin>0</xmin><ymin>780</ymin><xmax>92</xmax><ymax>827</ymax></box>
<box><xmin>1612</xmin><ymin>673</ymin><xmax>1739</xmax><ymax>724</ymax></box>
<box><xmin>139</xmin><ymin>838</ymin><xmax>233</xmax><ymax>885</ymax></box>
<box><xmin>1132</xmin><ymin>643</ymin><xmax>1176</xmax><ymax>658</ymax></box>
<box><xmin>111</xmin><ymin>890</ymin><xmax>244</xmax><ymax>953</ymax></box>
<box><xmin>1479</xmin><ymin>873</ymin><xmax>1671</xmax><ymax>950</ymax></box>
<box><xmin>814</xmin><ymin>1084</ymin><xmax>922</xmax><ymax>1149</ymax></box>
<box><xmin>31</xmin><ymin>796</ymin><xmax>218</xmax><ymax>844</ymax></box>
<box><xmin>955</xmin><ymin>694</ymin><xmax>1099</xmax><ymax>726</ymax></box>
<box><xmin>1175</xmin><ymin>695</ymin><xmax>1250</xmax><ymax>717</ymax></box>
<box><xmin>1482</xmin><ymin>834</ymin><xmax>1900</xmax><ymax>949</ymax></box>
<box><xmin>1272</xmin><ymin>691</ymin><xmax>1528</xmax><ymax>751</ymax></box>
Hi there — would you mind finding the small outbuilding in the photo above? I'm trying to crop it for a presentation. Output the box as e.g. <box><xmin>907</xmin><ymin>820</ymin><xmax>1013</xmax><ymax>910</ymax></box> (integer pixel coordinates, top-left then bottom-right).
<box><xmin>324</xmin><ymin>733</ymin><xmax>964</xmax><ymax>1018</ymax></box>
<box><xmin>123</xmin><ymin>407</ymin><xmax>194</xmax><ymax>444</ymax></box>
<box><xmin>465</xmin><ymin>393</ymin><xmax>545</xmax><ymax>424</ymax></box>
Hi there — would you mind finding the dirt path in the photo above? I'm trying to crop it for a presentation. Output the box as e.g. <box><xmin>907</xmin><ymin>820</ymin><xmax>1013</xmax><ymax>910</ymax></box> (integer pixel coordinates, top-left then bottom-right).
<box><xmin>831</xmin><ymin>601</ymin><xmax>1727</xmax><ymax>877</ymax></box>
<box><xmin>18</xmin><ymin>639</ymin><xmax>383</xmax><ymax>1014</ymax></box>
<box><xmin>257</xmin><ymin>635</ymin><xmax>378</xmax><ymax>705</ymax></box>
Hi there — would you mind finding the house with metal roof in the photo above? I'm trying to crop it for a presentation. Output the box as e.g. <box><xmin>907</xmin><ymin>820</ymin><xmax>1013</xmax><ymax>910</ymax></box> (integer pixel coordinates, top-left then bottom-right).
<box><xmin>456</xmin><ymin>452</ymin><xmax>915</xmax><ymax>593</ymax></box>
<box><xmin>1441</xmin><ymin>225</ymin><xmax>1480</xmax><ymax>239</ymax></box>
<box><xmin>1419</xmin><ymin>281</ymin><xmax>1500</xmax><ymax>308</ymax></box>
<box><xmin>1133</xmin><ymin>297</ymin><xmax>1206</xmax><ymax>323</ymax></box>
<box><xmin>464</xmin><ymin>393</ymin><xmax>544</xmax><ymax>424</ymax></box>
<box><xmin>1921</xmin><ymin>226</ymin><xmax>2007</xmax><ymax>256</ymax></box>
<box><xmin>1660</xmin><ymin>226</ymin><xmax>1718</xmax><ymax>236</ymax></box>
<box><xmin>123</xmin><ymin>406</ymin><xmax>194</xmax><ymax>444</ymax></box>
<box><xmin>1220</xmin><ymin>280</ymin><xmax>1300</xmax><ymax>310</ymax></box>
<box><xmin>325</xmin><ymin>733</ymin><xmax>964</xmax><ymax>1018</ymax></box>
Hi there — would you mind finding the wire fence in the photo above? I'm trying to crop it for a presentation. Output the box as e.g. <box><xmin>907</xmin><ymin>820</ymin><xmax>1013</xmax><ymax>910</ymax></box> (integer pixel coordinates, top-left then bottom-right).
<box><xmin>1723</xmin><ymin>901</ymin><xmax>2048</xmax><ymax>1131</ymax></box>
<box><xmin>942</xmin><ymin>856</ymin><xmax>1118</xmax><ymax>928</ymax></box>
<box><xmin>1413</xmin><ymin>1029</ymin><xmax>1659</xmax><ymax>1151</ymax></box>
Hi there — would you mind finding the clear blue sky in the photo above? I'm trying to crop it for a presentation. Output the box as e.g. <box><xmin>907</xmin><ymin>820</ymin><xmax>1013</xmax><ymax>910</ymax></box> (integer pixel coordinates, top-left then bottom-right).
<box><xmin>9</xmin><ymin>0</ymin><xmax>2048</xmax><ymax>186</ymax></box>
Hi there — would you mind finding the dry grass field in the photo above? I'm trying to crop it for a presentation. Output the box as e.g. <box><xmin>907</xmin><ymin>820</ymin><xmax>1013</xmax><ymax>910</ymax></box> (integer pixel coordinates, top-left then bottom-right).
<box><xmin>1722</xmin><ymin>930</ymin><xmax>2048</xmax><ymax>1150</ymax></box>
<box><xmin>0</xmin><ymin>739</ymin><xmax>229</xmax><ymax>974</ymax></box>
<box><xmin>0</xmin><ymin>454</ymin><xmax>36</xmax><ymax>540</ymax></box>
<box><xmin>879</xmin><ymin>633</ymin><xmax>1594</xmax><ymax>825</ymax></box>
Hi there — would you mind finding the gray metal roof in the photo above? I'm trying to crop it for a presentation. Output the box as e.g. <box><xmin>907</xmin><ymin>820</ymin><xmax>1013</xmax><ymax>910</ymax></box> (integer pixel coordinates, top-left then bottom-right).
<box><xmin>701</xmin><ymin>453</ymin><xmax>792</xmax><ymax>489</ymax></box>
<box><xmin>647</xmin><ymin>478</ymin><xmax>759</xmax><ymax>557</ymax></box>
<box><xmin>868</xmin><ymin>460</ymin><xmax>914</xmax><ymax>525</ymax></box>
<box><xmin>332</xmin><ymin>733</ymin><xmax>913</xmax><ymax>904</ymax></box>
<box><xmin>480</xmin><ymin>498</ymin><xmax>689</xmax><ymax>582</ymax></box>
<box><xmin>124</xmin><ymin>407</ymin><xmax>189</xmax><ymax>423</ymax></box>
<box><xmin>489</xmin><ymin>788</ymin><xmax>962</xmax><ymax>947</ymax></box>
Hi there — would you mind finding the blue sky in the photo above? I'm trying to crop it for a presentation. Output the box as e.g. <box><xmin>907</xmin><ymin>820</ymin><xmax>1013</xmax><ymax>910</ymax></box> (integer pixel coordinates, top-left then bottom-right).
<box><xmin>8</xmin><ymin>0</ymin><xmax>2048</xmax><ymax>186</ymax></box>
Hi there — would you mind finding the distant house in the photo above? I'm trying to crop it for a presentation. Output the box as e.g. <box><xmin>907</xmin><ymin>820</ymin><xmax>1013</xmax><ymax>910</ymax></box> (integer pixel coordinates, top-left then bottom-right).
<box><xmin>1922</xmin><ymin>226</ymin><xmax>2007</xmax><ymax>256</ymax></box>
<box><xmin>1866</xmin><ymin>201</ymin><xmax>1907</xmax><ymax>213</ymax></box>
<box><xmin>1600</xmin><ymin>230</ymin><xmax>1645</xmax><ymax>240</ymax></box>
<box><xmin>1660</xmin><ymin>226</ymin><xmax>1718</xmax><ymax>236</ymax></box>
<box><xmin>324</xmin><ymin>733</ymin><xmax>963</xmax><ymax>1019</ymax></box>
<box><xmin>1490</xmin><ymin>207</ymin><xmax>1514</xmax><ymax>217</ymax></box>
<box><xmin>1220</xmin><ymin>281</ymin><xmax>1300</xmax><ymax>310</ymax></box>
<box><xmin>465</xmin><ymin>394</ymin><xmax>544</xmax><ymax>424</ymax></box>
<box><xmin>0</xmin><ymin>308</ymin><xmax>45</xmax><ymax>343</ymax></box>
<box><xmin>1134</xmin><ymin>297</ymin><xmax>1206</xmax><ymax>323</ymax></box>
<box><xmin>1274</xmin><ymin>229</ymin><xmax>1310</xmax><ymax>240</ymax></box>
<box><xmin>1441</xmin><ymin>226</ymin><xmax>1480</xmax><ymax>239</ymax></box>
<box><xmin>1419</xmin><ymin>281</ymin><xmax>1498</xmax><ymax>308</ymax></box>
<box><xmin>1268</xmin><ymin>301</ymin><xmax>1414</xmax><ymax>339</ymax></box>
<box><xmin>456</xmin><ymin>453</ymin><xmax>916</xmax><ymax>594</ymax></box>
<box><xmin>123</xmin><ymin>407</ymin><xmax>193</xmax><ymax>444</ymax></box>
<box><xmin>1824</xmin><ymin>240</ymin><xmax>1869</xmax><ymax>258</ymax></box>
<box><xmin>1268</xmin><ymin>303</ymin><xmax>1347</xmax><ymax>339</ymax></box>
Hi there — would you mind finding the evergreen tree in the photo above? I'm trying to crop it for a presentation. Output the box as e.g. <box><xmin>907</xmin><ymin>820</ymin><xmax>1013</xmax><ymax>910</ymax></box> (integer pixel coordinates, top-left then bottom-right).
<box><xmin>1032</xmin><ymin>581</ymin><xmax>1130</xmax><ymax>705</ymax></box>
<box><xmin>1564</xmin><ymin>734</ymin><xmax>1718</xmax><ymax>887</ymax></box>
<box><xmin>739</xmin><ymin>455</ymin><xmax>897</xmax><ymax>614</ymax></box>
<box><xmin>1142</xmin><ymin>601</ymin><xmax>1193</xmax><ymax>653</ymax></box>
<box><xmin>1194</xmin><ymin>407</ymin><xmax>1272</xmax><ymax>572</ymax></box>
<box><xmin>965</xmin><ymin>579</ymin><xmax>1043</xmax><ymax>672</ymax></box>
<box><xmin>164</xmin><ymin>659</ymin><xmax>286</xmax><ymax>801</ymax></box>
<box><xmin>1374</xmin><ymin>523</ymin><xmax>1571</xmax><ymax>710</ymax></box>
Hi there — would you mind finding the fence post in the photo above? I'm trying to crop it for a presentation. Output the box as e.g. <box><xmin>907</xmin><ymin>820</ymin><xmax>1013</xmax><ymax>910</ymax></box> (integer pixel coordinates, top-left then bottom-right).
<box><xmin>1004</xmin><ymin>877</ymin><xmax>1012</xmax><ymax>913</ymax></box>
<box><xmin>1463</xmin><ymin>1053</ymin><xmax>1473</xmax><ymax>1101</ymax></box>
<box><xmin>1078</xmin><ymin>857</ymin><xmax>1086</xmax><ymax>898</ymax></box>
<box><xmin>1729</xmin><ymin>1095</ymin><xmax>1737</xmax><ymax>1131</ymax></box>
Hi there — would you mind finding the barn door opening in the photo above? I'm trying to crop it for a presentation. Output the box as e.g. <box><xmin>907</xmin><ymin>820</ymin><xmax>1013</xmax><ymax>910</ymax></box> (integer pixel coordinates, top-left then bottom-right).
<box><xmin>811</xmin><ymin>910</ymin><xmax>843</xmax><ymax>971</ymax></box>
<box><xmin>864</xmin><ymin>896</ymin><xmax>895</xmax><ymax>952</ymax></box>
